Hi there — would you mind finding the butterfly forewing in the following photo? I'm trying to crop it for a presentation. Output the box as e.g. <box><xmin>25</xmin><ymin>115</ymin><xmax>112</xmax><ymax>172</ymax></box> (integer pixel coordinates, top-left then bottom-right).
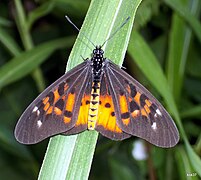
<box><xmin>62</xmin><ymin>74</ymin><xmax>92</xmax><ymax>135</ymax></box>
<box><xmin>106</xmin><ymin>61</ymin><xmax>179</xmax><ymax>147</ymax></box>
<box><xmin>14</xmin><ymin>61</ymin><xmax>91</xmax><ymax>144</ymax></box>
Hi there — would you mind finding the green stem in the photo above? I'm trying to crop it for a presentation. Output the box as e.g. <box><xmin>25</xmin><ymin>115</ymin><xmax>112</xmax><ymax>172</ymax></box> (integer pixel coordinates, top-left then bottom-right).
<box><xmin>14</xmin><ymin>0</ymin><xmax>45</xmax><ymax>92</ymax></box>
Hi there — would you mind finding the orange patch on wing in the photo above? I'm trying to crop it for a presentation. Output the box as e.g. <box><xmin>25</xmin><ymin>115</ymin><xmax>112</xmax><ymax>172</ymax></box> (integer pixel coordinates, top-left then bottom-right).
<box><xmin>119</xmin><ymin>95</ymin><xmax>128</xmax><ymax>113</ymax></box>
<box><xmin>119</xmin><ymin>95</ymin><xmax>130</xmax><ymax>126</ymax></box>
<box><xmin>128</xmin><ymin>96</ymin><xmax>139</xmax><ymax>119</ymax></box>
<box><xmin>44</xmin><ymin>102</ymin><xmax>50</xmax><ymax>111</ymax></box>
<box><xmin>144</xmin><ymin>104</ymin><xmax>151</xmax><ymax>114</ymax></box>
<box><xmin>43</xmin><ymin>97</ymin><xmax>49</xmax><ymax>104</ymax></box>
<box><xmin>46</xmin><ymin>106</ymin><xmax>53</xmax><ymax>114</ymax></box>
<box><xmin>62</xmin><ymin>93</ymin><xmax>76</xmax><ymax>124</ymax></box>
<box><xmin>97</xmin><ymin>95</ymin><xmax>122</xmax><ymax>133</ymax></box>
<box><xmin>141</xmin><ymin>108</ymin><xmax>147</xmax><ymax>117</ymax></box>
<box><xmin>75</xmin><ymin>95</ymin><xmax>90</xmax><ymax>126</ymax></box>
<box><xmin>145</xmin><ymin>99</ymin><xmax>152</xmax><ymax>107</ymax></box>
<box><xmin>53</xmin><ymin>89</ymin><xmax>60</xmax><ymax>103</ymax></box>
<box><xmin>54</xmin><ymin>107</ymin><xmax>62</xmax><ymax>115</ymax></box>
<box><xmin>128</xmin><ymin>97</ymin><xmax>133</xmax><ymax>103</ymax></box>
<box><xmin>64</xmin><ymin>116</ymin><xmax>71</xmax><ymax>124</ymax></box>
<box><xmin>126</xmin><ymin>85</ymin><xmax>131</xmax><ymax>94</ymax></box>
<box><xmin>64</xmin><ymin>83</ymin><xmax>68</xmax><ymax>92</ymax></box>
<box><xmin>134</xmin><ymin>92</ymin><xmax>141</xmax><ymax>105</ymax></box>
<box><xmin>61</xmin><ymin>95</ymin><xmax>66</xmax><ymax>100</ymax></box>
<box><xmin>65</xmin><ymin>93</ymin><xmax>75</xmax><ymax>112</ymax></box>
<box><xmin>131</xmin><ymin>110</ymin><xmax>140</xmax><ymax>118</ymax></box>
<box><xmin>122</xmin><ymin>118</ymin><xmax>130</xmax><ymax>126</ymax></box>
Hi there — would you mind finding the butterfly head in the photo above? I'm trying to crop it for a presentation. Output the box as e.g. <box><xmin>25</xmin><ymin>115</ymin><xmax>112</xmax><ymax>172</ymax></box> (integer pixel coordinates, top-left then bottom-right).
<box><xmin>92</xmin><ymin>46</ymin><xmax>104</xmax><ymax>58</ymax></box>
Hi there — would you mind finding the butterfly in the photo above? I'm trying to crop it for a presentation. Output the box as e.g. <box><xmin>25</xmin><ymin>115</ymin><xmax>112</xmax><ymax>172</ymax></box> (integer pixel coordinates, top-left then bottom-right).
<box><xmin>14</xmin><ymin>44</ymin><xmax>179</xmax><ymax>147</ymax></box>
<box><xmin>14</xmin><ymin>17</ymin><xmax>179</xmax><ymax>148</ymax></box>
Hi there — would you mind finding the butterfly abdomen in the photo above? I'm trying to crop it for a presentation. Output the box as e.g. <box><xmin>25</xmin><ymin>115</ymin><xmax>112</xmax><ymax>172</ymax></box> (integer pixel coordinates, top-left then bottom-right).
<box><xmin>88</xmin><ymin>81</ymin><xmax>101</xmax><ymax>130</ymax></box>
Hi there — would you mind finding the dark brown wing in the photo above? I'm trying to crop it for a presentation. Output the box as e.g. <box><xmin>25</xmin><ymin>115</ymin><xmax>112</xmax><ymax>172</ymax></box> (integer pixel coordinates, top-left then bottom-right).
<box><xmin>95</xmin><ymin>73</ymin><xmax>131</xmax><ymax>140</ymax></box>
<box><xmin>62</xmin><ymin>74</ymin><xmax>92</xmax><ymax>135</ymax></box>
<box><xmin>103</xmin><ymin>60</ymin><xmax>179</xmax><ymax>147</ymax></box>
<box><xmin>14</xmin><ymin>61</ymin><xmax>92</xmax><ymax>144</ymax></box>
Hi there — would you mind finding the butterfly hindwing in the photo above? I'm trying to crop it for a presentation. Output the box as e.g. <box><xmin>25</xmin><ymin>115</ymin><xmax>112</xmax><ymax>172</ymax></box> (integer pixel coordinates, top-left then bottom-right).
<box><xmin>95</xmin><ymin>73</ymin><xmax>131</xmax><ymax>140</ymax></box>
<box><xmin>105</xmin><ymin>61</ymin><xmax>179</xmax><ymax>147</ymax></box>
<box><xmin>14</xmin><ymin>61</ymin><xmax>91</xmax><ymax>144</ymax></box>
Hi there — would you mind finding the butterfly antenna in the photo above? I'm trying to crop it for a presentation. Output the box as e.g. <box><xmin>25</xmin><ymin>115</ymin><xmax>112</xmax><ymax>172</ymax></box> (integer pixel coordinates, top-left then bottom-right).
<box><xmin>101</xmin><ymin>16</ymin><xmax>130</xmax><ymax>47</ymax></box>
<box><xmin>65</xmin><ymin>15</ymin><xmax>96</xmax><ymax>48</ymax></box>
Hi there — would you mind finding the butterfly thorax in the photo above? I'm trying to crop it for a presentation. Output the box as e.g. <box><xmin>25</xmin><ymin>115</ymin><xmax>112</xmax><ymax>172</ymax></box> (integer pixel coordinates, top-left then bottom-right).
<box><xmin>91</xmin><ymin>46</ymin><xmax>105</xmax><ymax>92</ymax></box>
<box><xmin>91</xmin><ymin>46</ymin><xmax>104</xmax><ymax>76</ymax></box>
<box><xmin>88</xmin><ymin>46</ymin><xmax>105</xmax><ymax>130</ymax></box>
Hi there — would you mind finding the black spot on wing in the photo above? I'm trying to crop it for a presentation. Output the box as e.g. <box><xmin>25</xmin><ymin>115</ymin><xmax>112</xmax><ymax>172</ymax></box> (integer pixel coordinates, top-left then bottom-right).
<box><xmin>111</xmin><ymin>112</ymin><xmax>115</xmax><ymax>116</ymax></box>
<box><xmin>65</xmin><ymin>78</ymin><xmax>71</xmax><ymax>83</ymax></box>
<box><xmin>47</xmin><ymin>92</ymin><xmax>54</xmax><ymax>104</ymax></box>
<box><xmin>140</xmin><ymin>94</ymin><xmax>147</xmax><ymax>106</ymax></box>
<box><xmin>130</xmin><ymin>100</ymin><xmax>139</xmax><ymax>112</ymax></box>
<box><xmin>86</xmin><ymin>100</ymin><xmax>90</xmax><ymax>105</ymax></box>
<box><xmin>121</xmin><ymin>112</ymin><xmax>130</xmax><ymax>119</ymax></box>
<box><xmin>64</xmin><ymin>110</ymin><xmax>72</xmax><ymax>118</ymax></box>
<box><xmin>70</xmin><ymin>87</ymin><xmax>76</xmax><ymax>94</ymax></box>
<box><xmin>119</xmin><ymin>89</ymin><xmax>124</xmax><ymax>96</ymax></box>
<box><xmin>55</xmin><ymin>99</ymin><xmax>64</xmax><ymax>110</ymax></box>
<box><xmin>105</xmin><ymin>103</ymin><xmax>111</xmax><ymax>108</ymax></box>
<box><xmin>58</xmin><ymin>82</ymin><xmax>65</xmax><ymax>96</ymax></box>
<box><xmin>129</xmin><ymin>83</ymin><xmax>137</xmax><ymax>97</ymax></box>
<box><xmin>150</xmin><ymin>103</ymin><xmax>157</xmax><ymax>111</ymax></box>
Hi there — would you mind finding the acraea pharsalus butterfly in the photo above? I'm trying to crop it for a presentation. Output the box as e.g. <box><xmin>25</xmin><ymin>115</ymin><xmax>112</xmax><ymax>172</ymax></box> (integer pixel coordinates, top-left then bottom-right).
<box><xmin>14</xmin><ymin>16</ymin><xmax>179</xmax><ymax>148</ymax></box>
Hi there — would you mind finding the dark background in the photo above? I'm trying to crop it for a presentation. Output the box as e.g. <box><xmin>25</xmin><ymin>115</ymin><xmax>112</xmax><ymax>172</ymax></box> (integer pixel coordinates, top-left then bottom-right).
<box><xmin>0</xmin><ymin>0</ymin><xmax>200</xmax><ymax>179</ymax></box>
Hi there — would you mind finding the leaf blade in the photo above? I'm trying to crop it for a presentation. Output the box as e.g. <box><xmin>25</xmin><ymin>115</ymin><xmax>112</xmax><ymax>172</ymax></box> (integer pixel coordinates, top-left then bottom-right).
<box><xmin>38</xmin><ymin>0</ymin><xmax>142</xmax><ymax>179</ymax></box>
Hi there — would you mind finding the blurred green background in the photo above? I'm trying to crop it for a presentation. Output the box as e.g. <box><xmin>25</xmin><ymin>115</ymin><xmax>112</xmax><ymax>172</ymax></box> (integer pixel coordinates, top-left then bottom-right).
<box><xmin>0</xmin><ymin>0</ymin><xmax>200</xmax><ymax>179</ymax></box>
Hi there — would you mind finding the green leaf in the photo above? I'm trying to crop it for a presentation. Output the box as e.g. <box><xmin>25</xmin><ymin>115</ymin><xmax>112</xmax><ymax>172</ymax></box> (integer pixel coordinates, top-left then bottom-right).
<box><xmin>185</xmin><ymin>141</ymin><xmax>201</xmax><ymax>178</ymax></box>
<box><xmin>0</xmin><ymin>26</ymin><xmax>21</xmax><ymax>56</ymax></box>
<box><xmin>55</xmin><ymin>0</ymin><xmax>90</xmax><ymax>17</ymax></box>
<box><xmin>0</xmin><ymin>16</ymin><xmax>12</xmax><ymax>27</ymax></box>
<box><xmin>14</xmin><ymin>0</ymin><xmax>46</xmax><ymax>92</ymax></box>
<box><xmin>181</xmin><ymin>104</ymin><xmax>201</xmax><ymax>119</ymax></box>
<box><xmin>27</xmin><ymin>2</ymin><xmax>56</xmax><ymax>29</ymax></box>
<box><xmin>14</xmin><ymin>0</ymin><xmax>33</xmax><ymax>50</ymax></box>
<box><xmin>166</xmin><ymin>13</ymin><xmax>190</xmax><ymax>102</ymax></box>
<box><xmin>166</xmin><ymin>0</ymin><xmax>200</xmax><ymax>103</ymax></box>
<box><xmin>175</xmin><ymin>147</ymin><xmax>199</xmax><ymax>180</ymax></box>
<box><xmin>0</xmin><ymin>37</ymin><xmax>75</xmax><ymax>89</ymax></box>
<box><xmin>165</xmin><ymin>0</ymin><xmax>201</xmax><ymax>44</ymax></box>
<box><xmin>38</xmin><ymin>0</ymin><xmax>142</xmax><ymax>179</ymax></box>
